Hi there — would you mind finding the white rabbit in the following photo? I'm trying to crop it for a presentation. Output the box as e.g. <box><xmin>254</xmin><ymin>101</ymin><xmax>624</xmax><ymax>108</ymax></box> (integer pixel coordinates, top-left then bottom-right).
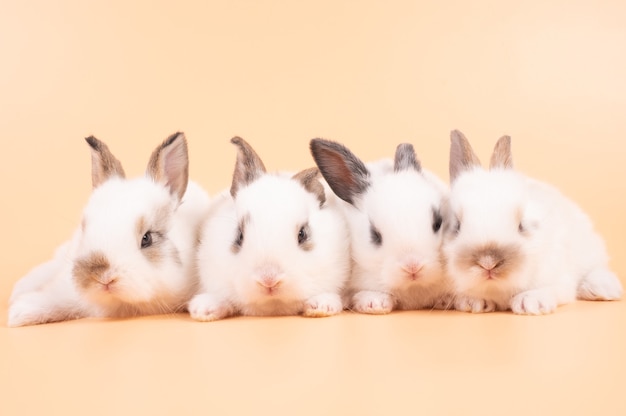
<box><xmin>188</xmin><ymin>137</ymin><xmax>351</xmax><ymax>321</ymax></box>
<box><xmin>8</xmin><ymin>132</ymin><xmax>210</xmax><ymax>327</ymax></box>
<box><xmin>443</xmin><ymin>130</ymin><xmax>622</xmax><ymax>315</ymax></box>
<box><xmin>309</xmin><ymin>139</ymin><xmax>452</xmax><ymax>314</ymax></box>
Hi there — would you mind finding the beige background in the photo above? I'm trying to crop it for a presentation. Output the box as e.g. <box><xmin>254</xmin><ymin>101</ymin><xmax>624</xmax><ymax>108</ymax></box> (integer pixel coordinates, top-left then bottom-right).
<box><xmin>1</xmin><ymin>1</ymin><xmax>625</xmax><ymax>414</ymax></box>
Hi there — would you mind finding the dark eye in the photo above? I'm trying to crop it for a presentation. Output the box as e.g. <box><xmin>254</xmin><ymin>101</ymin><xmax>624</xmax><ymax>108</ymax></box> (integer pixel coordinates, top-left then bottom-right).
<box><xmin>518</xmin><ymin>222</ymin><xmax>525</xmax><ymax>233</ymax></box>
<box><xmin>298</xmin><ymin>225</ymin><xmax>309</xmax><ymax>245</ymax></box>
<box><xmin>370</xmin><ymin>224</ymin><xmax>382</xmax><ymax>246</ymax></box>
<box><xmin>453</xmin><ymin>219</ymin><xmax>461</xmax><ymax>234</ymax></box>
<box><xmin>235</xmin><ymin>227</ymin><xmax>244</xmax><ymax>248</ymax></box>
<box><xmin>432</xmin><ymin>209</ymin><xmax>443</xmax><ymax>233</ymax></box>
<box><xmin>141</xmin><ymin>231</ymin><xmax>153</xmax><ymax>249</ymax></box>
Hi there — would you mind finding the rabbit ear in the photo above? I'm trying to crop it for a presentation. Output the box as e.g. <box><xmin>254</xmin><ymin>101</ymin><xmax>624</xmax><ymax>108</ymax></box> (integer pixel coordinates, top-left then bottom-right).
<box><xmin>449</xmin><ymin>130</ymin><xmax>482</xmax><ymax>182</ymax></box>
<box><xmin>230</xmin><ymin>136</ymin><xmax>267</xmax><ymax>198</ymax></box>
<box><xmin>85</xmin><ymin>136</ymin><xmax>126</xmax><ymax>189</ymax></box>
<box><xmin>394</xmin><ymin>143</ymin><xmax>422</xmax><ymax>173</ymax></box>
<box><xmin>146</xmin><ymin>132</ymin><xmax>189</xmax><ymax>201</ymax></box>
<box><xmin>309</xmin><ymin>138</ymin><xmax>370</xmax><ymax>206</ymax></box>
<box><xmin>489</xmin><ymin>135</ymin><xmax>514</xmax><ymax>170</ymax></box>
<box><xmin>292</xmin><ymin>167</ymin><xmax>326</xmax><ymax>207</ymax></box>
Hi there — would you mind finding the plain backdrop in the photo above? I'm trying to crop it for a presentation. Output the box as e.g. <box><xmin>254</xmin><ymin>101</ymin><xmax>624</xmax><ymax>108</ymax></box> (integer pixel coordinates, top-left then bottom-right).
<box><xmin>1</xmin><ymin>1</ymin><xmax>625</xmax><ymax>415</ymax></box>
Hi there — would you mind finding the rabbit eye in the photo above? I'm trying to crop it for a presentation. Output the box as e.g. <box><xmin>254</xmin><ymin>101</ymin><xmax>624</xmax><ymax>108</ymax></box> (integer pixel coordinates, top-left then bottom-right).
<box><xmin>141</xmin><ymin>232</ymin><xmax>153</xmax><ymax>249</ymax></box>
<box><xmin>235</xmin><ymin>227</ymin><xmax>244</xmax><ymax>248</ymax></box>
<box><xmin>370</xmin><ymin>223</ymin><xmax>382</xmax><ymax>247</ymax></box>
<box><xmin>432</xmin><ymin>209</ymin><xmax>443</xmax><ymax>233</ymax></box>
<box><xmin>298</xmin><ymin>224</ymin><xmax>309</xmax><ymax>245</ymax></box>
<box><xmin>453</xmin><ymin>220</ymin><xmax>461</xmax><ymax>234</ymax></box>
<box><xmin>231</xmin><ymin>219</ymin><xmax>247</xmax><ymax>254</ymax></box>
<box><xmin>518</xmin><ymin>222</ymin><xmax>525</xmax><ymax>234</ymax></box>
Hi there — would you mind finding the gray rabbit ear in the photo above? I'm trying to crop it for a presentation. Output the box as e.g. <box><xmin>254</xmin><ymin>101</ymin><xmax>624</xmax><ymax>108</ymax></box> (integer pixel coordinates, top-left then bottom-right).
<box><xmin>292</xmin><ymin>167</ymin><xmax>326</xmax><ymax>208</ymax></box>
<box><xmin>85</xmin><ymin>136</ymin><xmax>126</xmax><ymax>189</ymax></box>
<box><xmin>146</xmin><ymin>132</ymin><xmax>189</xmax><ymax>201</ymax></box>
<box><xmin>230</xmin><ymin>136</ymin><xmax>267</xmax><ymax>198</ymax></box>
<box><xmin>309</xmin><ymin>138</ymin><xmax>370</xmax><ymax>206</ymax></box>
<box><xmin>394</xmin><ymin>143</ymin><xmax>421</xmax><ymax>173</ymax></box>
<box><xmin>449</xmin><ymin>130</ymin><xmax>482</xmax><ymax>183</ymax></box>
<box><xmin>489</xmin><ymin>135</ymin><xmax>514</xmax><ymax>170</ymax></box>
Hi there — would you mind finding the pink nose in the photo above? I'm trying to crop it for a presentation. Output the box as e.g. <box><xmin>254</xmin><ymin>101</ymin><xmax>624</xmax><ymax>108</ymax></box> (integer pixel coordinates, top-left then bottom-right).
<box><xmin>402</xmin><ymin>262</ymin><xmax>423</xmax><ymax>280</ymax></box>
<box><xmin>477</xmin><ymin>256</ymin><xmax>499</xmax><ymax>271</ymax></box>
<box><xmin>94</xmin><ymin>274</ymin><xmax>118</xmax><ymax>291</ymax></box>
<box><xmin>258</xmin><ymin>275</ymin><xmax>280</xmax><ymax>288</ymax></box>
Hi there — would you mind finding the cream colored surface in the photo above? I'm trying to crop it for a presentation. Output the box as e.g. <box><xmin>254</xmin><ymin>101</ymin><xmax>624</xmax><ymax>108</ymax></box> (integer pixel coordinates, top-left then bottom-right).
<box><xmin>1</xmin><ymin>1</ymin><xmax>625</xmax><ymax>414</ymax></box>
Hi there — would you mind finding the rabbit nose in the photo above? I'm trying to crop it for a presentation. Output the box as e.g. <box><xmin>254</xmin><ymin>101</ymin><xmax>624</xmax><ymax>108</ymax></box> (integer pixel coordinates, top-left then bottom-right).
<box><xmin>255</xmin><ymin>264</ymin><xmax>283</xmax><ymax>292</ymax></box>
<box><xmin>93</xmin><ymin>273</ymin><xmax>119</xmax><ymax>291</ymax></box>
<box><xmin>477</xmin><ymin>255</ymin><xmax>500</xmax><ymax>271</ymax></box>
<box><xmin>400</xmin><ymin>254</ymin><xmax>423</xmax><ymax>280</ymax></box>
<box><xmin>402</xmin><ymin>262</ymin><xmax>423</xmax><ymax>280</ymax></box>
<box><xmin>258</xmin><ymin>276</ymin><xmax>281</xmax><ymax>289</ymax></box>
<box><xmin>403</xmin><ymin>262</ymin><xmax>423</xmax><ymax>273</ymax></box>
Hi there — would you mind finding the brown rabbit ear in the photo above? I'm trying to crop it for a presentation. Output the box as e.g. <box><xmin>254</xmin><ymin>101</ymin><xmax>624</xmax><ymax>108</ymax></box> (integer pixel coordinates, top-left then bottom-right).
<box><xmin>146</xmin><ymin>132</ymin><xmax>189</xmax><ymax>201</ymax></box>
<box><xmin>489</xmin><ymin>135</ymin><xmax>513</xmax><ymax>170</ymax></box>
<box><xmin>230</xmin><ymin>136</ymin><xmax>267</xmax><ymax>198</ymax></box>
<box><xmin>394</xmin><ymin>143</ymin><xmax>422</xmax><ymax>173</ymax></box>
<box><xmin>85</xmin><ymin>136</ymin><xmax>126</xmax><ymax>189</ymax></box>
<box><xmin>449</xmin><ymin>130</ymin><xmax>482</xmax><ymax>182</ymax></box>
<box><xmin>309</xmin><ymin>138</ymin><xmax>370</xmax><ymax>206</ymax></box>
<box><xmin>292</xmin><ymin>167</ymin><xmax>326</xmax><ymax>207</ymax></box>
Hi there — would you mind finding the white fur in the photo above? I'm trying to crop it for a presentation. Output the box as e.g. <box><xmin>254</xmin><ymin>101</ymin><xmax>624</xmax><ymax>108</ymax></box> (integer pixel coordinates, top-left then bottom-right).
<box><xmin>189</xmin><ymin>173</ymin><xmax>351</xmax><ymax>321</ymax></box>
<box><xmin>8</xmin><ymin>178</ymin><xmax>210</xmax><ymax>327</ymax></box>
<box><xmin>341</xmin><ymin>160</ymin><xmax>452</xmax><ymax>313</ymax></box>
<box><xmin>444</xmin><ymin>167</ymin><xmax>622</xmax><ymax>314</ymax></box>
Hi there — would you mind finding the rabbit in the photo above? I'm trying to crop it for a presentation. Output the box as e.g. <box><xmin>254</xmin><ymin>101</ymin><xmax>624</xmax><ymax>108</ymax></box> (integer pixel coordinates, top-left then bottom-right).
<box><xmin>443</xmin><ymin>130</ymin><xmax>623</xmax><ymax>315</ymax></box>
<box><xmin>309</xmin><ymin>138</ymin><xmax>453</xmax><ymax>314</ymax></box>
<box><xmin>8</xmin><ymin>132</ymin><xmax>210</xmax><ymax>327</ymax></box>
<box><xmin>188</xmin><ymin>136</ymin><xmax>351</xmax><ymax>321</ymax></box>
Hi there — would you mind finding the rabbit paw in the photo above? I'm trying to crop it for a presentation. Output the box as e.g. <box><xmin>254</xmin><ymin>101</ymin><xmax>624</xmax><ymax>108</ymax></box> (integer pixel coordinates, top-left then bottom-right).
<box><xmin>303</xmin><ymin>293</ymin><xmax>343</xmax><ymax>317</ymax></box>
<box><xmin>577</xmin><ymin>269</ymin><xmax>623</xmax><ymax>301</ymax></box>
<box><xmin>188</xmin><ymin>293</ymin><xmax>233</xmax><ymax>322</ymax></box>
<box><xmin>454</xmin><ymin>296</ymin><xmax>497</xmax><ymax>313</ymax></box>
<box><xmin>8</xmin><ymin>292</ymin><xmax>82</xmax><ymax>327</ymax></box>
<box><xmin>511</xmin><ymin>289</ymin><xmax>557</xmax><ymax>315</ymax></box>
<box><xmin>352</xmin><ymin>290</ymin><xmax>394</xmax><ymax>314</ymax></box>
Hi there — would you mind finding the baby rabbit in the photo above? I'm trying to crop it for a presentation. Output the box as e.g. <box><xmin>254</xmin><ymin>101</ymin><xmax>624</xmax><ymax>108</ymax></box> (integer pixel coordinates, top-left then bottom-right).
<box><xmin>8</xmin><ymin>132</ymin><xmax>210</xmax><ymax>327</ymax></box>
<box><xmin>444</xmin><ymin>130</ymin><xmax>622</xmax><ymax>314</ymax></box>
<box><xmin>310</xmin><ymin>139</ymin><xmax>452</xmax><ymax>314</ymax></box>
<box><xmin>188</xmin><ymin>137</ymin><xmax>350</xmax><ymax>321</ymax></box>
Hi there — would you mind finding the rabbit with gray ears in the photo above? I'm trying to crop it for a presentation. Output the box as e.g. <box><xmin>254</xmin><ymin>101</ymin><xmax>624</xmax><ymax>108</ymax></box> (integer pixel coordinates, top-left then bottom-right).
<box><xmin>8</xmin><ymin>133</ymin><xmax>210</xmax><ymax>327</ymax></box>
<box><xmin>444</xmin><ymin>130</ymin><xmax>622</xmax><ymax>314</ymax></box>
<box><xmin>310</xmin><ymin>139</ymin><xmax>452</xmax><ymax>314</ymax></box>
<box><xmin>188</xmin><ymin>137</ymin><xmax>350</xmax><ymax>321</ymax></box>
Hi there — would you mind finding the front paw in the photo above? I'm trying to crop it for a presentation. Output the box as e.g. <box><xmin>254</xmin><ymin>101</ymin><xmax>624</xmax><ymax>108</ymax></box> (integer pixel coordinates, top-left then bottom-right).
<box><xmin>8</xmin><ymin>298</ymin><xmax>44</xmax><ymax>327</ymax></box>
<box><xmin>454</xmin><ymin>296</ymin><xmax>496</xmax><ymax>313</ymax></box>
<box><xmin>352</xmin><ymin>291</ymin><xmax>394</xmax><ymax>314</ymax></box>
<box><xmin>188</xmin><ymin>293</ymin><xmax>233</xmax><ymax>322</ymax></box>
<box><xmin>8</xmin><ymin>293</ymin><xmax>82</xmax><ymax>327</ymax></box>
<box><xmin>578</xmin><ymin>269</ymin><xmax>623</xmax><ymax>301</ymax></box>
<box><xmin>510</xmin><ymin>290</ymin><xmax>556</xmax><ymax>315</ymax></box>
<box><xmin>303</xmin><ymin>293</ymin><xmax>343</xmax><ymax>317</ymax></box>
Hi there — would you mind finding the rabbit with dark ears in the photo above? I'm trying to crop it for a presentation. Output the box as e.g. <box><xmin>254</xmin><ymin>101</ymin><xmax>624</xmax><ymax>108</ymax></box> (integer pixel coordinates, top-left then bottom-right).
<box><xmin>8</xmin><ymin>133</ymin><xmax>210</xmax><ymax>327</ymax></box>
<box><xmin>444</xmin><ymin>130</ymin><xmax>622</xmax><ymax>314</ymax></box>
<box><xmin>188</xmin><ymin>137</ymin><xmax>350</xmax><ymax>321</ymax></box>
<box><xmin>310</xmin><ymin>139</ymin><xmax>452</xmax><ymax>314</ymax></box>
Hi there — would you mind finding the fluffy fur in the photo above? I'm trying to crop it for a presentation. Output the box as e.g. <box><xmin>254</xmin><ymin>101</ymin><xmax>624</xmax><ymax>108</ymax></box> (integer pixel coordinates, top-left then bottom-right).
<box><xmin>188</xmin><ymin>137</ymin><xmax>350</xmax><ymax>321</ymax></box>
<box><xmin>310</xmin><ymin>139</ymin><xmax>452</xmax><ymax>314</ymax></box>
<box><xmin>8</xmin><ymin>132</ymin><xmax>210</xmax><ymax>327</ymax></box>
<box><xmin>444</xmin><ymin>130</ymin><xmax>622</xmax><ymax>315</ymax></box>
